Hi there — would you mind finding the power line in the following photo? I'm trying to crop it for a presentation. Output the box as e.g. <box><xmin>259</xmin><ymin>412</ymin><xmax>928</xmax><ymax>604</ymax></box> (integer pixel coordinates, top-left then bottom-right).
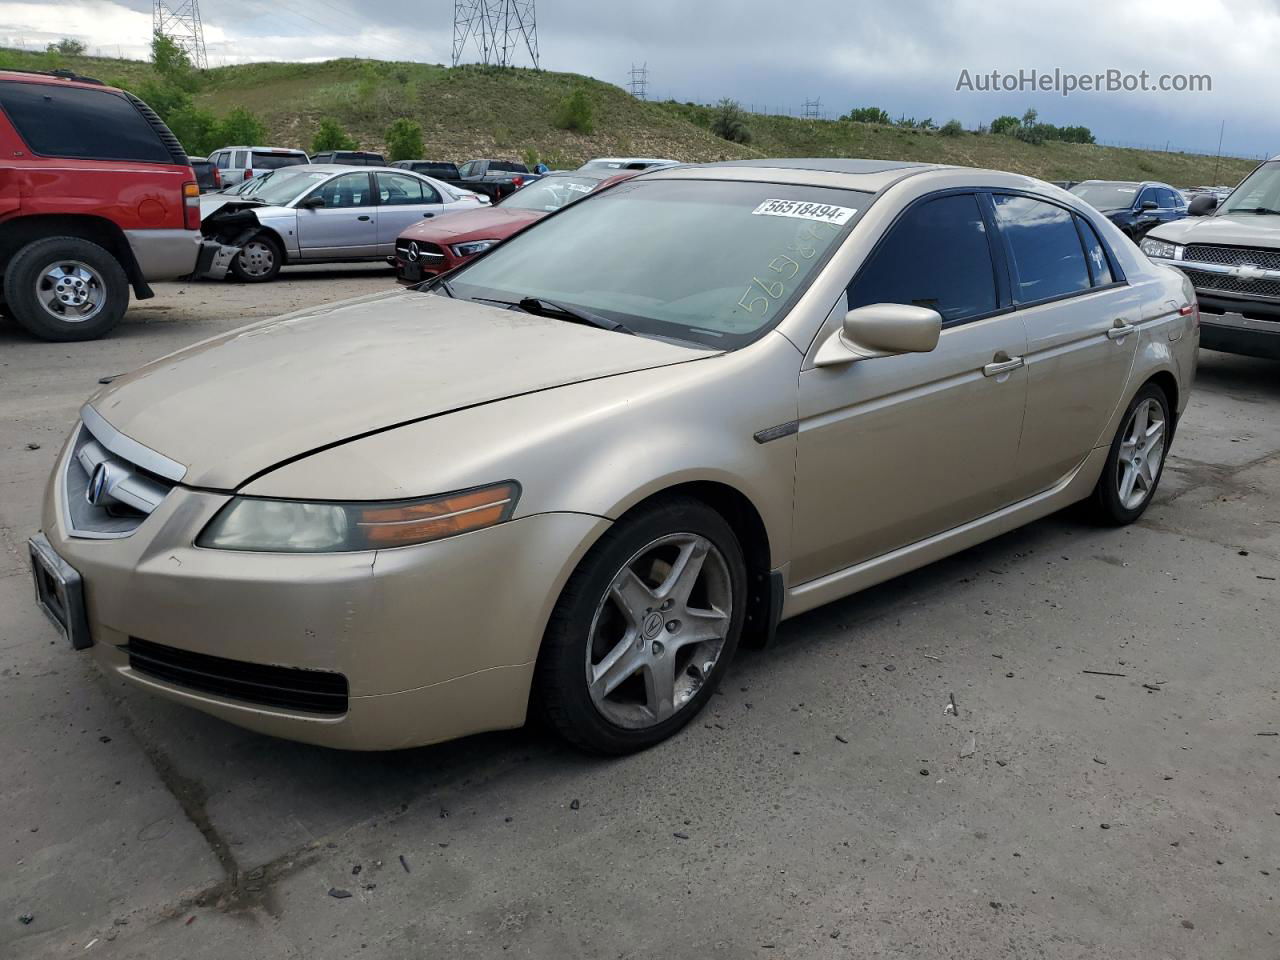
<box><xmin>627</xmin><ymin>62</ymin><xmax>648</xmax><ymax>100</ymax></box>
<box><xmin>452</xmin><ymin>0</ymin><xmax>539</xmax><ymax>69</ymax></box>
<box><xmin>153</xmin><ymin>0</ymin><xmax>208</xmax><ymax>69</ymax></box>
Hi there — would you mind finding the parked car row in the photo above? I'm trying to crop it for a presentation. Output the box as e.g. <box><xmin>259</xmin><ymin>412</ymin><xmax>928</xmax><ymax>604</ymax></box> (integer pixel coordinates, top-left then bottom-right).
<box><xmin>1069</xmin><ymin>180</ymin><xmax>1188</xmax><ymax>240</ymax></box>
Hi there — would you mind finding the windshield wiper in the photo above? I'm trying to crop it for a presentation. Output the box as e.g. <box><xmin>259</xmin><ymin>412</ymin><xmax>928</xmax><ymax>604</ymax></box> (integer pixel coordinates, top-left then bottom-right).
<box><xmin>468</xmin><ymin>295</ymin><xmax>633</xmax><ymax>334</ymax></box>
<box><xmin>1232</xmin><ymin>207</ymin><xmax>1280</xmax><ymax>216</ymax></box>
<box><xmin>418</xmin><ymin>274</ymin><xmax>455</xmax><ymax>297</ymax></box>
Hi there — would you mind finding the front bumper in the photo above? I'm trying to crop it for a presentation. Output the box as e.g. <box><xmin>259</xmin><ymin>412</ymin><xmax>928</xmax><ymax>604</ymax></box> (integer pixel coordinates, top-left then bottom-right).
<box><xmin>1149</xmin><ymin>254</ymin><xmax>1280</xmax><ymax>360</ymax></box>
<box><xmin>37</xmin><ymin>439</ymin><xmax>608</xmax><ymax>749</ymax></box>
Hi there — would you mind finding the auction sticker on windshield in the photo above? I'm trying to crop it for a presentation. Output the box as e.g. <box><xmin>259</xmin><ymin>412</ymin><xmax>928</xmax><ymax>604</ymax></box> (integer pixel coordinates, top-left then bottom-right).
<box><xmin>752</xmin><ymin>199</ymin><xmax>857</xmax><ymax>225</ymax></box>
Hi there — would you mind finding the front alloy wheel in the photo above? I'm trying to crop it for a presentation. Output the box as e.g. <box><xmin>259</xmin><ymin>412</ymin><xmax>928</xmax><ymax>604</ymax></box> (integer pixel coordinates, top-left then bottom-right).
<box><xmin>537</xmin><ymin>497</ymin><xmax>747</xmax><ymax>754</ymax></box>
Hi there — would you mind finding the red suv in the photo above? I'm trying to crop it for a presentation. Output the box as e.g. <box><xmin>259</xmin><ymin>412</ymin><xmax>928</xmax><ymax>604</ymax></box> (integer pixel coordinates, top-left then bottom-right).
<box><xmin>0</xmin><ymin>68</ymin><xmax>230</xmax><ymax>341</ymax></box>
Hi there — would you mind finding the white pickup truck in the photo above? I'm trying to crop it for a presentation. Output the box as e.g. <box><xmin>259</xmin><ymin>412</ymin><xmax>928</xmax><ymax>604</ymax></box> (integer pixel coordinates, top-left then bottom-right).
<box><xmin>1141</xmin><ymin>156</ymin><xmax>1280</xmax><ymax>360</ymax></box>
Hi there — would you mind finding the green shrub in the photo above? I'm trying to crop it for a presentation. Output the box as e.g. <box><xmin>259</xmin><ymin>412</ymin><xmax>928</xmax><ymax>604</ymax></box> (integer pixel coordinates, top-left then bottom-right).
<box><xmin>844</xmin><ymin>106</ymin><xmax>891</xmax><ymax>125</ymax></box>
<box><xmin>215</xmin><ymin>108</ymin><xmax>267</xmax><ymax>149</ymax></box>
<box><xmin>710</xmin><ymin>98</ymin><xmax>751</xmax><ymax>144</ymax></box>
<box><xmin>312</xmin><ymin>119</ymin><xmax>359</xmax><ymax>154</ymax></box>
<box><xmin>47</xmin><ymin>38</ymin><xmax>86</xmax><ymax>56</ymax></box>
<box><xmin>384</xmin><ymin>118</ymin><xmax>424</xmax><ymax>162</ymax></box>
<box><xmin>940</xmin><ymin>119</ymin><xmax>964</xmax><ymax>137</ymax></box>
<box><xmin>555</xmin><ymin>88</ymin><xmax>595</xmax><ymax>134</ymax></box>
<box><xmin>990</xmin><ymin>114</ymin><xmax>1021</xmax><ymax>136</ymax></box>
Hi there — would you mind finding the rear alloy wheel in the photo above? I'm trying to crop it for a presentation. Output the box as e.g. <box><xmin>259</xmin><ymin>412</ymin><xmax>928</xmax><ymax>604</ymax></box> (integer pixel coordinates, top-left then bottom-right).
<box><xmin>230</xmin><ymin>232</ymin><xmax>282</xmax><ymax>282</ymax></box>
<box><xmin>537</xmin><ymin>498</ymin><xmax>747</xmax><ymax>754</ymax></box>
<box><xmin>4</xmin><ymin>236</ymin><xmax>129</xmax><ymax>341</ymax></box>
<box><xmin>1089</xmin><ymin>383</ymin><xmax>1170</xmax><ymax>524</ymax></box>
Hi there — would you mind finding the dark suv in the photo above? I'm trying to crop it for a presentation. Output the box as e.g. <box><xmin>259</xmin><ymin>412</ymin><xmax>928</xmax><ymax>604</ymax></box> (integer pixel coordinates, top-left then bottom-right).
<box><xmin>0</xmin><ymin>69</ymin><xmax>230</xmax><ymax>340</ymax></box>
<box><xmin>310</xmin><ymin>150</ymin><xmax>386</xmax><ymax>166</ymax></box>
<box><xmin>1069</xmin><ymin>180</ymin><xmax>1187</xmax><ymax>241</ymax></box>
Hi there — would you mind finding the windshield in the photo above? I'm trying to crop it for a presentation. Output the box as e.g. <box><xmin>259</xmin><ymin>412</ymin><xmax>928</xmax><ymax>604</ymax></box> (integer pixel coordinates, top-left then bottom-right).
<box><xmin>501</xmin><ymin>175</ymin><xmax>602</xmax><ymax>212</ymax></box>
<box><xmin>243</xmin><ymin>169</ymin><xmax>333</xmax><ymax>206</ymax></box>
<box><xmin>251</xmin><ymin>152</ymin><xmax>308</xmax><ymax>171</ymax></box>
<box><xmin>445</xmin><ymin>179</ymin><xmax>868</xmax><ymax>349</ymax></box>
<box><xmin>1069</xmin><ymin>182</ymin><xmax>1140</xmax><ymax>210</ymax></box>
<box><xmin>1219</xmin><ymin>161</ymin><xmax>1280</xmax><ymax>215</ymax></box>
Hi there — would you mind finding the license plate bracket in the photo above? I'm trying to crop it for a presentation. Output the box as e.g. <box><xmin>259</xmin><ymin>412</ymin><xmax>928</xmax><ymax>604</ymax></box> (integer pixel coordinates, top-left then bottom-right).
<box><xmin>29</xmin><ymin>533</ymin><xmax>92</xmax><ymax>650</ymax></box>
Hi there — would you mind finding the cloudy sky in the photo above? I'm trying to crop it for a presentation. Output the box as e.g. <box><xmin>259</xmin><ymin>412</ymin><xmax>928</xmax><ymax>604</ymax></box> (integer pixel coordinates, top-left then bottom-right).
<box><xmin>7</xmin><ymin>0</ymin><xmax>1279</xmax><ymax>157</ymax></box>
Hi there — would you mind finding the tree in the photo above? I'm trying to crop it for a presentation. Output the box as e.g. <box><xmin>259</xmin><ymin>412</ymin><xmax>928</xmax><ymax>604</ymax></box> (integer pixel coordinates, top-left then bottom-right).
<box><xmin>215</xmin><ymin>108</ymin><xmax>267</xmax><ymax>149</ymax></box>
<box><xmin>47</xmin><ymin>38</ymin><xmax>86</xmax><ymax>56</ymax></box>
<box><xmin>384</xmin><ymin>118</ymin><xmax>424</xmax><ymax>162</ymax></box>
<box><xmin>710</xmin><ymin>98</ymin><xmax>751</xmax><ymax>144</ymax></box>
<box><xmin>844</xmin><ymin>106</ymin><xmax>891</xmax><ymax>125</ymax></box>
<box><xmin>990</xmin><ymin>114</ymin><xmax>1021</xmax><ymax>136</ymax></box>
<box><xmin>150</xmin><ymin>32</ymin><xmax>199</xmax><ymax>92</ymax></box>
<box><xmin>554</xmin><ymin>88</ymin><xmax>594</xmax><ymax>134</ymax></box>
<box><xmin>311</xmin><ymin>119</ymin><xmax>359</xmax><ymax>154</ymax></box>
<box><xmin>1020</xmin><ymin>108</ymin><xmax>1039</xmax><ymax>127</ymax></box>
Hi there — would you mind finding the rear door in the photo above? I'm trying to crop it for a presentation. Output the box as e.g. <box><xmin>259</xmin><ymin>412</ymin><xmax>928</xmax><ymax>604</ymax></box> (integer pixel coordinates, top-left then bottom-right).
<box><xmin>996</xmin><ymin>195</ymin><xmax>1140</xmax><ymax>497</ymax></box>
<box><xmin>294</xmin><ymin>171</ymin><xmax>378</xmax><ymax>258</ymax></box>
<box><xmin>791</xmin><ymin>192</ymin><xmax>1029</xmax><ymax>583</ymax></box>
<box><xmin>373</xmin><ymin>171</ymin><xmax>445</xmax><ymax>254</ymax></box>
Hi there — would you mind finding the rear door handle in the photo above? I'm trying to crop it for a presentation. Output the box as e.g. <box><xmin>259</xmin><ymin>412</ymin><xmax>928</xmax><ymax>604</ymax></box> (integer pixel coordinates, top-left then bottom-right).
<box><xmin>1107</xmin><ymin>320</ymin><xmax>1135</xmax><ymax>340</ymax></box>
<box><xmin>982</xmin><ymin>354</ymin><xmax>1024</xmax><ymax>377</ymax></box>
<box><xmin>357</xmin><ymin>215</ymin><xmax>371</xmax><ymax>221</ymax></box>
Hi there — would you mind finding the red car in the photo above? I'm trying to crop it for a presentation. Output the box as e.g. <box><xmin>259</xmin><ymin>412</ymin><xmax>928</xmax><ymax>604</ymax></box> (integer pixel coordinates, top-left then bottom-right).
<box><xmin>0</xmin><ymin>68</ymin><xmax>230</xmax><ymax>341</ymax></box>
<box><xmin>392</xmin><ymin>169</ymin><xmax>637</xmax><ymax>283</ymax></box>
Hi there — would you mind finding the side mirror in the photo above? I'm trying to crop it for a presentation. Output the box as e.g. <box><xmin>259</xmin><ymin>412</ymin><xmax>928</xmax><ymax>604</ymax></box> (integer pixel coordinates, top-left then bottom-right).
<box><xmin>1140</xmin><ymin>200</ymin><xmax>1158</xmax><ymax>211</ymax></box>
<box><xmin>1188</xmin><ymin>194</ymin><xmax>1217</xmax><ymax>216</ymax></box>
<box><xmin>814</xmin><ymin>303</ymin><xmax>943</xmax><ymax>367</ymax></box>
<box><xmin>299</xmin><ymin>195</ymin><xmax>325</xmax><ymax>209</ymax></box>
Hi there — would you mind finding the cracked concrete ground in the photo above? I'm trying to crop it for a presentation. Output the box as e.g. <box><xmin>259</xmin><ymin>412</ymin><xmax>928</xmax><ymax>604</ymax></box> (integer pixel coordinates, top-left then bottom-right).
<box><xmin>3</xmin><ymin>267</ymin><xmax>1278</xmax><ymax>959</ymax></box>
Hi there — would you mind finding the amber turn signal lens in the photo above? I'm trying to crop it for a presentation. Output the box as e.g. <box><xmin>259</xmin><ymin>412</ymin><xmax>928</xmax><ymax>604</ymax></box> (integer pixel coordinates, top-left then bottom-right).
<box><xmin>355</xmin><ymin>482</ymin><xmax>520</xmax><ymax>546</ymax></box>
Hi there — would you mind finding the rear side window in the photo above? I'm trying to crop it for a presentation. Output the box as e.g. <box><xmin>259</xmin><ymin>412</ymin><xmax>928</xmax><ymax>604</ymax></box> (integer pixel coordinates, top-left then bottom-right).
<box><xmin>490</xmin><ymin>161</ymin><xmax>527</xmax><ymax>173</ymax></box>
<box><xmin>992</xmin><ymin>195</ymin><xmax>1090</xmax><ymax>303</ymax></box>
<box><xmin>233</xmin><ymin>150</ymin><xmax>248</xmax><ymax>168</ymax></box>
<box><xmin>251</xmin><ymin>151</ymin><xmax>307</xmax><ymax>170</ymax></box>
<box><xmin>848</xmin><ymin>193</ymin><xmax>998</xmax><ymax>324</ymax></box>
<box><xmin>0</xmin><ymin>82</ymin><xmax>171</xmax><ymax>162</ymax></box>
<box><xmin>1075</xmin><ymin>215</ymin><xmax>1115</xmax><ymax>286</ymax></box>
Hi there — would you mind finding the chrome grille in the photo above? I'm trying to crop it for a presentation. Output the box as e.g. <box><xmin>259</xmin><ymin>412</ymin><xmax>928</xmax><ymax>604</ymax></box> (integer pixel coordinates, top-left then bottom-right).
<box><xmin>1181</xmin><ymin>268</ymin><xmax>1280</xmax><ymax>302</ymax></box>
<box><xmin>1184</xmin><ymin>244</ymin><xmax>1280</xmax><ymax>271</ymax></box>
<box><xmin>62</xmin><ymin>409</ymin><xmax>180</xmax><ymax>539</ymax></box>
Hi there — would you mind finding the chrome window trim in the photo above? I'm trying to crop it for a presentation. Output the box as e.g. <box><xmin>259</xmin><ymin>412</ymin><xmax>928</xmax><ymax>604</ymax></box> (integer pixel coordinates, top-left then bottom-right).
<box><xmin>80</xmin><ymin>404</ymin><xmax>187</xmax><ymax>482</ymax></box>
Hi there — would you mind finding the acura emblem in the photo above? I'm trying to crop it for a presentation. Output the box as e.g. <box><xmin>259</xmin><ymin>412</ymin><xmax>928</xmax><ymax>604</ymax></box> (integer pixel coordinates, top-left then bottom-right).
<box><xmin>407</xmin><ymin>241</ymin><xmax>419</xmax><ymax>262</ymax></box>
<box><xmin>86</xmin><ymin>462</ymin><xmax>111</xmax><ymax>506</ymax></box>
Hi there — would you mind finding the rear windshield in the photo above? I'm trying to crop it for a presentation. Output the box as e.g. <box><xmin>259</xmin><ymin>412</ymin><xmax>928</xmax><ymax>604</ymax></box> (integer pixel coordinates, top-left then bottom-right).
<box><xmin>448</xmin><ymin>179</ymin><xmax>868</xmax><ymax>349</ymax></box>
<box><xmin>1069</xmin><ymin>182</ymin><xmax>1140</xmax><ymax>210</ymax></box>
<box><xmin>411</xmin><ymin>162</ymin><xmax>459</xmax><ymax>175</ymax></box>
<box><xmin>251</xmin><ymin>151</ymin><xmax>308</xmax><ymax>170</ymax></box>
<box><xmin>0</xmin><ymin>81</ymin><xmax>172</xmax><ymax>163</ymax></box>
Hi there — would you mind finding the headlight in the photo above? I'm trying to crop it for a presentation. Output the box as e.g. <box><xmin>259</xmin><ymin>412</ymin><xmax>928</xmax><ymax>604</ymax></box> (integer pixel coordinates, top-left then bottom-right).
<box><xmin>197</xmin><ymin>481</ymin><xmax>520</xmax><ymax>553</ymax></box>
<box><xmin>451</xmin><ymin>239</ymin><xmax>498</xmax><ymax>257</ymax></box>
<box><xmin>1140</xmin><ymin>237</ymin><xmax>1181</xmax><ymax>259</ymax></box>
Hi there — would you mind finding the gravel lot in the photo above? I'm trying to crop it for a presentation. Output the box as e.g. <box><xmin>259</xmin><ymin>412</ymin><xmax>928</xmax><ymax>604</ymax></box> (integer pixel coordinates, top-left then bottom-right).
<box><xmin>2</xmin><ymin>266</ymin><xmax>1278</xmax><ymax>960</ymax></box>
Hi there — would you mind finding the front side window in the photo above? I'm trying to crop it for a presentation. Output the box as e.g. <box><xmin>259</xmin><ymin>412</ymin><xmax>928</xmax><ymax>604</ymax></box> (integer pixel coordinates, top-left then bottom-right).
<box><xmin>213</xmin><ymin>151</ymin><xmax>229</xmax><ymax>169</ymax></box>
<box><xmin>993</xmin><ymin>195</ymin><xmax>1090</xmax><ymax>303</ymax></box>
<box><xmin>309</xmin><ymin>172</ymin><xmax>371</xmax><ymax>208</ymax></box>
<box><xmin>1137</xmin><ymin>188</ymin><xmax>1159</xmax><ymax>209</ymax></box>
<box><xmin>448</xmin><ymin>179</ymin><xmax>868</xmax><ymax>349</ymax></box>
<box><xmin>848</xmin><ymin>193</ymin><xmax>997</xmax><ymax>324</ymax></box>
<box><xmin>377</xmin><ymin>172</ymin><xmax>438</xmax><ymax>205</ymax></box>
<box><xmin>1219</xmin><ymin>160</ymin><xmax>1280</xmax><ymax>215</ymax></box>
<box><xmin>0</xmin><ymin>82</ymin><xmax>170</xmax><ymax>163</ymax></box>
<box><xmin>458</xmin><ymin>161</ymin><xmax>478</xmax><ymax>178</ymax></box>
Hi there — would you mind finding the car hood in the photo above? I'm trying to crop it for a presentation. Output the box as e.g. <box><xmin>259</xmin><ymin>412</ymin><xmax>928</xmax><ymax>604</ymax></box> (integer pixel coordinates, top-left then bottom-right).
<box><xmin>88</xmin><ymin>291</ymin><xmax>715</xmax><ymax>490</ymax></box>
<box><xmin>1147</xmin><ymin>212</ymin><xmax>1280</xmax><ymax>246</ymax></box>
<box><xmin>400</xmin><ymin>205</ymin><xmax>544</xmax><ymax>242</ymax></box>
<box><xmin>199</xmin><ymin>195</ymin><xmax>292</xmax><ymax>222</ymax></box>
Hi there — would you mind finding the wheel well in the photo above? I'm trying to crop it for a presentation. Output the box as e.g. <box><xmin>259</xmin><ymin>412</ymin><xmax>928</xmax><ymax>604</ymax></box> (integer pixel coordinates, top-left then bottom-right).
<box><xmin>620</xmin><ymin>481</ymin><xmax>777</xmax><ymax>647</ymax></box>
<box><xmin>0</xmin><ymin>215</ymin><xmax>148</xmax><ymax>297</ymax></box>
<box><xmin>1146</xmin><ymin>370</ymin><xmax>1179</xmax><ymax>418</ymax></box>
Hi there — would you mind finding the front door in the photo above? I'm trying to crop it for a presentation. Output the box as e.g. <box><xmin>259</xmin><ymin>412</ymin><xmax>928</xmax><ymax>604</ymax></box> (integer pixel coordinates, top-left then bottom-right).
<box><xmin>791</xmin><ymin>192</ymin><xmax>1029</xmax><ymax>584</ymax></box>
<box><xmin>295</xmin><ymin>171</ymin><xmax>378</xmax><ymax>259</ymax></box>
<box><xmin>374</xmin><ymin>172</ymin><xmax>446</xmax><ymax>256</ymax></box>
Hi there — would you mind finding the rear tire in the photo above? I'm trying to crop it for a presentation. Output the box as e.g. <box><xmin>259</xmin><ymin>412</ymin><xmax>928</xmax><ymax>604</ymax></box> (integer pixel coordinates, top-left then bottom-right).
<box><xmin>4</xmin><ymin>236</ymin><xmax>129</xmax><ymax>341</ymax></box>
<box><xmin>535</xmin><ymin>497</ymin><xmax>747</xmax><ymax>754</ymax></box>
<box><xmin>1087</xmin><ymin>382</ymin><xmax>1171</xmax><ymax>525</ymax></box>
<box><xmin>230</xmin><ymin>232</ymin><xmax>283</xmax><ymax>283</ymax></box>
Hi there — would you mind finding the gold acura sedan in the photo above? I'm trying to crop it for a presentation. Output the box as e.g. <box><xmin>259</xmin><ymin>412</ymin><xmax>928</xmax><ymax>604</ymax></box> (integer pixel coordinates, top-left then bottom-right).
<box><xmin>30</xmin><ymin>159</ymin><xmax>1198</xmax><ymax>753</ymax></box>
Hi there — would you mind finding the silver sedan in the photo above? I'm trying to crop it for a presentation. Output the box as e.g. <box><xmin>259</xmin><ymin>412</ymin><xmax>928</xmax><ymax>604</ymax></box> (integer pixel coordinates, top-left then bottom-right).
<box><xmin>200</xmin><ymin>164</ymin><xmax>488</xmax><ymax>282</ymax></box>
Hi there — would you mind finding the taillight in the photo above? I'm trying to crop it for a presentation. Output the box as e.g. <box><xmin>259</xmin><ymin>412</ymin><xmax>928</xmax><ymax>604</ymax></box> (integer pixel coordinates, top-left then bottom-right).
<box><xmin>244</xmin><ymin>169</ymin><xmax>253</xmax><ymax>179</ymax></box>
<box><xmin>183</xmin><ymin>181</ymin><xmax>200</xmax><ymax>229</ymax></box>
<box><xmin>511</xmin><ymin>175</ymin><xmax>524</xmax><ymax>188</ymax></box>
<box><xmin>212</xmin><ymin>167</ymin><xmax>221</xmax><ymax>187</ymax></box>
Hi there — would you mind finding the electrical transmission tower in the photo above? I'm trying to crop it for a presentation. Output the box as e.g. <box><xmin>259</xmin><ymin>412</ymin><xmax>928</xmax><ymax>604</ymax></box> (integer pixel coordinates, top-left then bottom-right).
<box><xmin>801</xmin><ymin>97</ymin><xmax>822</xmax><ymax>120</ymax></box>
<box><xmin>452</xmin><ymin>0</ymin><xmax>539</xmax><ymax>69</ymax></box>
<box><xmin>152</xmin><ymin>0</ymin><xmax>208</xmax><ymax>69</ymax></box>
<box><xmin>627</xmin><ymin>63</ymin><xmax>649</xmax><ymax>100</ymax></box>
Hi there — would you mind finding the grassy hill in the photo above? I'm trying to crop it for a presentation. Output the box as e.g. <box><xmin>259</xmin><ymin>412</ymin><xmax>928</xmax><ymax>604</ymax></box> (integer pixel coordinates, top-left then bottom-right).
<box><xmin>2</xmin><ymin>47</ymin><xmax>1258</xmax><ymax>186</ymax></box>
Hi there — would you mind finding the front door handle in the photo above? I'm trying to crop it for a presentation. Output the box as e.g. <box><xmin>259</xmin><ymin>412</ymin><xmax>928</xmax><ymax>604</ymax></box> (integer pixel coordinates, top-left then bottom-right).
<box><xmin>982</xmin><ymin>353</ymin><xmax>1024</xmax><ymax>378</ymax></box>
<box><xmin>357</xmin><ymin>215</ymin><xmax>371</xmax><ymax>221</ymax></box>
<box><xmin>1107</xmin><ymin>319</ymin><xmax>1135</xmax><ymax>340</ymax></box>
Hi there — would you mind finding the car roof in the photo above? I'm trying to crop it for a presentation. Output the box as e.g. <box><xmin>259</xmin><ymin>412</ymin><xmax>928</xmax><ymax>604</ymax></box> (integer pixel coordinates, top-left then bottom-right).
<box><xmin>215</xmin><ymin>146</ymin><xmax>309</xmax><ymax>154</ymax></box>
<box><xmin>644</xmin><ymin>157</ymin><xmax>945</xmax><ymax>192</ymax></box>
<box><xmin>0</xmin><ymin>68</ymin><xmax>110</xmax><ymax>91</ymax></box>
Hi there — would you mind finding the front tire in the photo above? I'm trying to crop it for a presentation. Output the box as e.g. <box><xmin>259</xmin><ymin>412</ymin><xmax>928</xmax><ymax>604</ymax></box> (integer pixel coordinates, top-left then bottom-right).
<box><xmin>230</xmin><ymin>232</ymin><xmax>283</xmax><ymax>282</ymax></box>
<box><xmin>1088</xmin><ymin>382</ymin><xmax>1171</xmax><ymax>525</ymax></box>
<box><xmin>4</xmin><ymin>236</ymin><xmax>129</xmax><ymax>341</ymax></box>
<box><xmin>535</xmin><ymin>497</ymin><xmax>747</xmax><ymax>754</ymax></box>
